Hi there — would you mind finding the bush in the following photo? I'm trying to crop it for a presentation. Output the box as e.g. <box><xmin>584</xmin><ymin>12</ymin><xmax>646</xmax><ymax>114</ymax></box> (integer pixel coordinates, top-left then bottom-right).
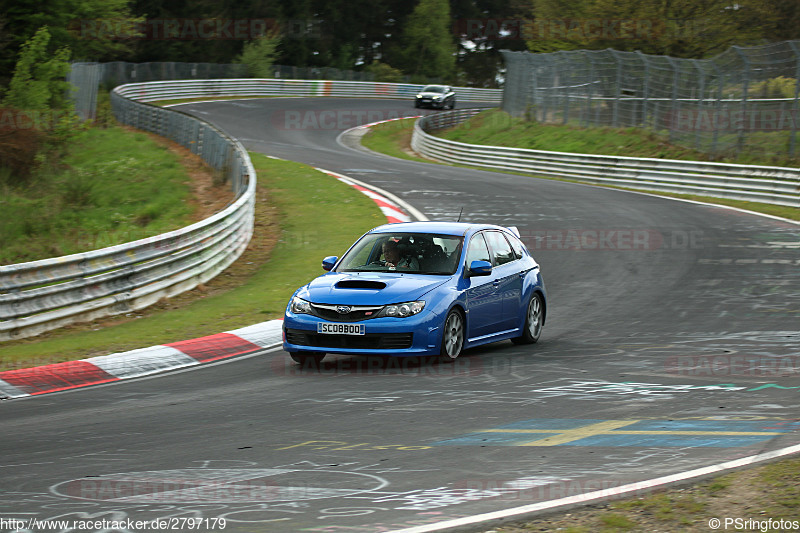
<box><xmin>0</xmin><ymin>109</ymin><xmax>45</xmax><ymax>183</ymax></box>
<box><xmin>363</xmin><ymin>61</ymin><xmax>404</xmax><ymax>83</ymax></box>
<box><xmin>750</xmin><ymin>76</ymin><xmax>798</xmax><ymax>99</ymax></box>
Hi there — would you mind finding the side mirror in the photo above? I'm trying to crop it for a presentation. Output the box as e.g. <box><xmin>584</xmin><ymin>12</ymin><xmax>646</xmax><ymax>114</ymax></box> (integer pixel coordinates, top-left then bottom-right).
<box><xmin>322</xmin><ymin>256</ymin><xmax>338</xmax><ymax>271</ymax></box>
<box><xmin>467</xmin><ymin>260</ymin><xmax>492</xmax><ymax>276</ymax></box>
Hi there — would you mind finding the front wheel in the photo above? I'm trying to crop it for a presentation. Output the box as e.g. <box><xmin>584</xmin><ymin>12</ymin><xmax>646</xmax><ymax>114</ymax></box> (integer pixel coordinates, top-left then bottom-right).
<box><xmin>439</xmin><ymin>309</ymin><xmax>465</xmax><ymax>361</ymax></box>
<box><xmin>511</xmin><ymin>292</ymin><xmax>543</xmax><ymax>345</ymax></box>
<box><xmin>290</xmin><ymin>352</ymin><xmax>326</xmax><ymax>366</ymax></box>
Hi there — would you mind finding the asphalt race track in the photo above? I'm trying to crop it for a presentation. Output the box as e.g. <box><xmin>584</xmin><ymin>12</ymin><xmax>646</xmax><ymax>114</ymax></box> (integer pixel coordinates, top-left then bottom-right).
<box><xmin>2</xmin><ymin>97</ymin><xmax>799</xmax><ymax>533</ymax></box>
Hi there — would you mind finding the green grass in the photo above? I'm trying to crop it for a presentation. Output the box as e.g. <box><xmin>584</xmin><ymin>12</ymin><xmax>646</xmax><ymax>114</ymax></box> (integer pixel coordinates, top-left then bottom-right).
<box><xmin>0</xmin><ymin>126</ymin><xmax>195</xmax><ymax>264</ymax></box>
<box><xmin>439</xmin><ymin>109</ymin><xmax>800</xmax><ymax>167</ymax></box>
<box><xmin>497</xmin><ymin>458</ymin><xmax>800</xmax><ymax>531</ymax></box>
<box><xmin>361</xmin><ymin>110</ymin><xmax>800</xmax><ymax>221</ymax></box>
<box><xmin>360</xmin><ymin>118</ymin><xmax>426</xmax><ymax>162</ymax></box>
<box><xmin>0</xmin><ymin>153</ymin><xmax>384</xmax><ymax>370</ymax></box>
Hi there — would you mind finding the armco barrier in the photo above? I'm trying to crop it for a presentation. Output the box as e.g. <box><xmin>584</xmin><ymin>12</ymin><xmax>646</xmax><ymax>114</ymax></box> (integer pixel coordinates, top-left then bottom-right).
<box><xmin>1</xmin><ymin>79</ymin><xmax>501</xmax><ymax>342</ymax></box>
<box><xmin>411</xmin><ymin>109</ymin><xmax>800</xmax><ymax>208</ymax></box>
<box><xmin>0</xmin><ymin>86</ymin><xmax>257</xmax><ymax>342</ymax></box>
<box><xmin>112</xmin><ymin>78</ymin><xmax>502</xmax><ymax>104</ymax></box>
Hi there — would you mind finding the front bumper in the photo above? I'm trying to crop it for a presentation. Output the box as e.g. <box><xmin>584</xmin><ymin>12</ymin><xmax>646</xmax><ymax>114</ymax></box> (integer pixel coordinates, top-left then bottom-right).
<box><xmin>416</xmin><ymin>98</ymin><xmax>445</xmax><ymax>108</ymax></box>
<box><xmin>283</xmin><ymin>311</ymin><xmax>443</xmax><ymax>357</ymax></box>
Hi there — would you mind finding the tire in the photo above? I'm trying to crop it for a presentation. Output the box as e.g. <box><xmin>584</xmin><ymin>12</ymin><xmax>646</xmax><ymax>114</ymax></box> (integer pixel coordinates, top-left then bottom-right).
<box><xmin>289</xmin><ymin>352</ymin><xmax>326</xmax><ymax>366</ymax></box>
<box><xmin>439</xmin><ymin>309</ymin><xmax>465</xmax><ymax>361</ymax></box>
<box><xmin>449</xmin><ymin>99</ymin><xmax>456</xmax><ymax>109</ymax></box>
<box><xmin>512</xmin><ymin>292</ymin><xmax>544</xmax><ymax>345</ymax></box>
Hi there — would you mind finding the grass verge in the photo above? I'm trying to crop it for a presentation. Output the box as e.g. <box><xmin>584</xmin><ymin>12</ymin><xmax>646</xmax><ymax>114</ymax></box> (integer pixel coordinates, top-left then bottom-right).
<box><xmin>494</xmin><ymin>456</ymin><xmax>800</xmax><ymax>532</ymax></box>
<box><xmin>439</xmin><ymin>109</ymin><xmax>800</xmax><ymax>167</ymax></box>
<box><xmin>0</xmin><ymin>125</ymin><xmax>207</xmax><ymax>264</ymax></box>
<box><xmin>0</xmin><ymin>153</ymin><xmax>384</xmax><ymax>370</ymax></box>
<box><xmin>360</xmin><ymin>112</ymin><xmax>799</xmax><ymax>222</ymax></box>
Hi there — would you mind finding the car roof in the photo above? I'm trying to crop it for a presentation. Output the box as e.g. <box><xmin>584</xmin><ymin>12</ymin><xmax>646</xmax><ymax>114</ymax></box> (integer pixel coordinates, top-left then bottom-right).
<box><xmin>368</xmin><ymin>221</ymin><xmax>512</xmax><ymax>237</ymax></box>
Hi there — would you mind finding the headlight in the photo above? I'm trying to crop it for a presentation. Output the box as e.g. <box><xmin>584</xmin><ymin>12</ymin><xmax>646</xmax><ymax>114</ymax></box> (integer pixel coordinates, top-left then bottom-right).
<box><xmin>290</xmin><ymin>297</ymin><xmax>312</xmax><ymax>314</ymax></box>
<box><xmin>379</xmin><ymin>300</ymin><xmax>425</xmax><ymax>318</ymax></box>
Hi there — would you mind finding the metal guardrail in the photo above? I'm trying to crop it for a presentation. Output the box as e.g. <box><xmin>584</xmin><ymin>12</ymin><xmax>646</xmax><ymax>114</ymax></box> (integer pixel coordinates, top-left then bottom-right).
<box><xmin>113</xmin><ymin>78</ymin><xmax>503</xmax><ymax>103</ymax></box>
<box><xmin>1</xmin><ymin>79</ymin><xmax>501</xmax><ymax>342</ymax></box>
<box><xmin>411</xmin><ymin>109</ymin><xmax>800</xmax><ymax>208</ymax></box>
<box><xmin>0</xmin><ymin>86</ymin><xmax>257</xmax><ymax>342</ymax></box>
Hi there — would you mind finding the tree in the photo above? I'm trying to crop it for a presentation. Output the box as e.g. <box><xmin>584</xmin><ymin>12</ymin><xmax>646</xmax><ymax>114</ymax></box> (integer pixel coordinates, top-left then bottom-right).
<box><xmin>396</xmin><ymin>0</ymin><xmax>457</xmax><ymax>80</ymax></box>
<box><xmin>3</xmin><ymin>27</ymin><xmax>72</xmax><ymax>111</ymax></box>
<box><xmin>236</xmin><ymin>31</ymin><xmax>281</xmax><ymax>78</ymax></box>
<box><xmin>0</xmin><ymin>0</ymin><xmax>141</xmax><ymax>82</ymax></box>
<box><xmin>364</xmin><ymin>61</ymin><xmax>404</xmax><ymax>82</ymax></box>
<box><xmin>525</xmin><ymin>0</ymin><xmax>785</xmax><ymax>58</ymax></box>
<box><xmin>526</xmin><ymin>0</ymin><xmax>592</xmax><ymax>53</ymax></box>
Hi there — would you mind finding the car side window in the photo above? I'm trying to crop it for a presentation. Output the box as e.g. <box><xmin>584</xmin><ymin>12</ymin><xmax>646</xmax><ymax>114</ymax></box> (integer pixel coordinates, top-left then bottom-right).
<box><xmin>485</xmin><ymin>231</ymin><xmax>516</xmax><ymax>266</ymax></box>
<box><xmin>465</xmin><ymin>233</ymin><xmax>491</xmax><ymax>266</ymax></box>
<box><xmin>506</xmin><ymin>232</ymin><xmax>527</xmax><ymax>259</ymax></box>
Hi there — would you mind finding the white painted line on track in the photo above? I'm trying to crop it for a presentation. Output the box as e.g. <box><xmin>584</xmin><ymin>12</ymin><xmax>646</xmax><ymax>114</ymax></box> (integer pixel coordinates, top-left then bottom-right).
<box><xmin>387</xmin><ymin>442</ymin><xmax>800</xmax><ymax>533</ymax></box>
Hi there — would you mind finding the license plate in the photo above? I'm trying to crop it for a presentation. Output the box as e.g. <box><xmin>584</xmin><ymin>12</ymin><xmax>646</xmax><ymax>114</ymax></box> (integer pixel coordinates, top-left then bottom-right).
<box><xmin>317</xmin><ymin>323</ymin><xmax>365</xmax><ymax>335</ymax></box>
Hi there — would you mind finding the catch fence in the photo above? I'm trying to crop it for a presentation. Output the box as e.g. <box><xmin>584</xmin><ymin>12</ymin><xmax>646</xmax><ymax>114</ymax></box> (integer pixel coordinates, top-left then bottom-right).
<box><xmin>501</xmin><ymin>41</ymin><xmax>800</xmax><ymax>159</ymax></box>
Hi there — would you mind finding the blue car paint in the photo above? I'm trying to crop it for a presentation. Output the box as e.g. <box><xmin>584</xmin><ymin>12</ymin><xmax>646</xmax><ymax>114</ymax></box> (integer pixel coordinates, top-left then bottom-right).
<box><xmin>283</xmin><ymin>222</ymin><xmax>546</xmax><ymax>358</ymax></box>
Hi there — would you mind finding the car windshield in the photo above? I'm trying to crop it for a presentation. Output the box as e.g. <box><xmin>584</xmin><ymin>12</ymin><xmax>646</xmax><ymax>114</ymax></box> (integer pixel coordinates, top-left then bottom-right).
<box><xmin>336</xmin><ymin>233</ymin><xmax>463</xmax><ymax>275</ymax></box>
<box><xmin>422</xmin><ymin>85</ymin><xmax>446</xmax><ymax>93</ymax></box>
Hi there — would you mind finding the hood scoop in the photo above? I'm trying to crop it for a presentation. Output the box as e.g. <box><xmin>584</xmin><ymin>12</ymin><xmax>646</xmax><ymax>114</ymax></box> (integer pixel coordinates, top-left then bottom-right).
<box><xmin>335</xmin><ymin>279</ymin><xmax>387</xmax><ymax>290</ymax></box>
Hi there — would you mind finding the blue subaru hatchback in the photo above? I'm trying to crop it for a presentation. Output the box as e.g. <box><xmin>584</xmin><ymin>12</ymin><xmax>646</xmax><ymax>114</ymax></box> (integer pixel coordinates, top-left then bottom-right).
<box><xmin>283</xmin><ymin>222</ymin><xmax>546</xmax><ymax>365</ymax></box>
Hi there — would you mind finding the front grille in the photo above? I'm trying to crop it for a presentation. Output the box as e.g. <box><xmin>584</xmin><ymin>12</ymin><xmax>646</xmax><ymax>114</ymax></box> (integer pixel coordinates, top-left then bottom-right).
<box><xmin>309</xmin><ymin>303</ymin><xmax>383</xmax><ymax>322</ymax></box>
<box><xmin>285</xmin><ymin>329</ymin><xmax>413</xmax><ymax>350</ymax></box>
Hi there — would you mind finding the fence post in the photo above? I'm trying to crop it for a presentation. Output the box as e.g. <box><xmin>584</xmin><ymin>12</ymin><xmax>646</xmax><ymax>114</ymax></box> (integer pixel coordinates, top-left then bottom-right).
<box><xmin>732</xmin><ymin>46</ymin><xmax>750</xmax><ymax>156</ymax></box>
<box><xmin>692</xmin><ymin>59</ymin><xmax>706</xmax><ymax>152</ymax></box>
<box><xmin>540</xmin><ymin>55</ymin><xmax>552</xmax><ymax>123</ymax></box>
<box><xmin>666</xmin><ymin>56</ymin><xmax>680</xmax><ymax>143</ymax></box>
<box><xmin>582</xmin><ymin>51</ymin><xmax>595</xmax><ymax>127</ymax></box>
<box><xmin>636</xmin><ymin>51</ymin><xmax>650</xmax><ymax>128</ymax></box>
<box><xmin>557</xmin><ymin>52</ymin><xmax>570</xmax><ymax>125</ymax></box>
<box><xmin>789</xmin><ymin>41</ymin><xmax>800</xmax><ymax>157</ymax></box>
<box><xmin>528</xmin><ymin>53</ymin><xmax>541</xmax><ymax>121</ymax></box>
<box><xmin>612</xmin><ymin>50</ymin><xmax>623</xmax><ymax>127</ymax></box>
